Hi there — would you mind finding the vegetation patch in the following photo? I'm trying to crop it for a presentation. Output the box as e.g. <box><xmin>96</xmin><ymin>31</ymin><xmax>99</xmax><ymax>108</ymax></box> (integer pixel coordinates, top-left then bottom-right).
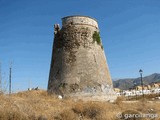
<box><xmin>92</xmin><ymin>31</ymin><xmax>104</xmax><ymax>49</ymax></box>
<box><xmin>92</xmin><ymin>31</ymin><xmax>101</xmax><ymax>45</ymax></box>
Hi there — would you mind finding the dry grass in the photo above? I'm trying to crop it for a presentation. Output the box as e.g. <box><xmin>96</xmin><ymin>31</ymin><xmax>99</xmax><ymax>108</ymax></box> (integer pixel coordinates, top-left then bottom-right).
<box><xmin>0</xmin><ymin>90</ymin><xmax>160</xmax><ymax>120</ymax></box>
<box><xmin>128</xmin><ymin>94</ymin><xmax>160</xmax><ymax>101</ymax></box>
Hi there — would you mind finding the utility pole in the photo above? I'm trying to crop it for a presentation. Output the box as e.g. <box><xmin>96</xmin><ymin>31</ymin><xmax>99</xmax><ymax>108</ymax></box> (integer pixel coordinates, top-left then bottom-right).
<box><xmin>9</xmin><ymin>63</ymin><xmax>12</xmax><ymax>95</ymax></box>
<box><xmin>0</xmin><ymin>62</ymin><xmax>2</xmax><ymax>91</ymax></box>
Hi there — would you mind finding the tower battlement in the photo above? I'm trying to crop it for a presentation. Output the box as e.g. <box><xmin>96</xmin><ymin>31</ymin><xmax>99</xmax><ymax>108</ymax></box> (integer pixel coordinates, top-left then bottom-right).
<box><xmin>62</xmin><ymin>15</ymin><xmax>98</xmax><ymax>29</ymax></box>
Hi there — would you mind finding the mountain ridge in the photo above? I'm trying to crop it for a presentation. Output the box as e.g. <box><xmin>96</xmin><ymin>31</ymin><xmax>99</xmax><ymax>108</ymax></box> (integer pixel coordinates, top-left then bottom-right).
<box><xmin>113</xmin><ymin>73</ymin><xmax>160</xmax><ymax>90</ymax></box>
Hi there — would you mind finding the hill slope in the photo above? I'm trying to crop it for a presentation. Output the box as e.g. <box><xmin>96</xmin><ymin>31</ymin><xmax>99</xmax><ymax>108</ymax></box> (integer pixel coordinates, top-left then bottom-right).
<box><xmin>0</xmin><ymin>90</ymin><xmax>160</xmax><ymax>120</ymax></box>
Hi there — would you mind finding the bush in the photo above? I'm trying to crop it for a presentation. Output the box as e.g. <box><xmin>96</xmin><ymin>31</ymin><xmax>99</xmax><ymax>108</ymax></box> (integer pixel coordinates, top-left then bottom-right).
<box><xmin>72</xmin><ymin>102</ymin><xmax>103</xmax><ymax>119</ymax></box>
<box><xmin>55</xmin><ymin>110</ymin><xmax>76</xmax><ymax>120</ymax></box>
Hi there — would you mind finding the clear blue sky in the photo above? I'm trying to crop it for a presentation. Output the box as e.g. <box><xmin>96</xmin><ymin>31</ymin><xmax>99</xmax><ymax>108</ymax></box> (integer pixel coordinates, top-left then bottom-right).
<box><xmin>0</xmin><ymin>0</ymin><xmax>160</xmax><ymax>92</ymax></box>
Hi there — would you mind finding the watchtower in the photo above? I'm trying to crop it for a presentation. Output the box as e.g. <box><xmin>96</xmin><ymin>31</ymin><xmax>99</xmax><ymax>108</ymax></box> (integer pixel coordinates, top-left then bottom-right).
<box><xmin>48</xmin><ymin>15</ymin><xmax>116</xmax><ymax>101</ymax></box>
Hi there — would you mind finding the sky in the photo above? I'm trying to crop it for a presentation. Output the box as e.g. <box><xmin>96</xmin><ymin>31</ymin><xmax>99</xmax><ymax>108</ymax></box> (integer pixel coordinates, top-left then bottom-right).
<box><xmin>0</xmin><ymin>0</ymin><xmax>160</xmax><ymax>92</ymax></box>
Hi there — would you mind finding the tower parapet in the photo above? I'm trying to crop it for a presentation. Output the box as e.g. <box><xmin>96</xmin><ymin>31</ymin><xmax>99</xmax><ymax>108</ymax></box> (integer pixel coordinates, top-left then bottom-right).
<box><xmin>62</xmin><ymin>15</ymin><xmax>98</xmax><ymax>29</ymax></box>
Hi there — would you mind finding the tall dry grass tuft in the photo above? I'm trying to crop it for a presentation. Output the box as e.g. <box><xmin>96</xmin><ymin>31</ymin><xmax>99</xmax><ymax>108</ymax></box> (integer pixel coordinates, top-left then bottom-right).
<box><xmin>0</xmin><ymin>110</ymin><xmax>28</xmax><ymax>120</ymax></box>
<box><xmin>55</xmin><ymin>109</ymin><xmax>77</xmax><ymax>120</ymax></box>
<box><xmin>114</xmin><ymin>96</ymin><xmax>126</xmax><ymax>105</ymax></box>
<box><xmin>72</xmin><ymin>101</ymin><xmax>102</xmax><ymax>119</ymax></box>
<box><xmin>55</xmin><ymin>100</ymin><xmax>119</xmax><ymax>120</ymax></box>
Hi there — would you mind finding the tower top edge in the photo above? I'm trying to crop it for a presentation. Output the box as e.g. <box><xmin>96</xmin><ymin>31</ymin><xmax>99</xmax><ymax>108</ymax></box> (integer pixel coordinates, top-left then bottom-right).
<box><xmin>61</xmin><ymin>15</ymin><xmax>97</xmax><ymax>22</ymax></box>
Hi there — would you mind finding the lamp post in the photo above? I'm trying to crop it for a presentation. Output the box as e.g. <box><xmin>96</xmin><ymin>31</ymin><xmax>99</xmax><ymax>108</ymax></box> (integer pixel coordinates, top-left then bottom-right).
<box><xmin>139</xmin><ymin>69</ymin><xmax>144</xmax><ymax>99</ymax></box>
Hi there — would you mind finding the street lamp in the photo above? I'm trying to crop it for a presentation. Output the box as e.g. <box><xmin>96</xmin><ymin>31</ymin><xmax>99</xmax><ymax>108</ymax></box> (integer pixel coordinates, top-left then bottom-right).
<box><xmin>139</xmin><ymin>69</ymin><xmax>144</xmax><ymax>99</ymax></box>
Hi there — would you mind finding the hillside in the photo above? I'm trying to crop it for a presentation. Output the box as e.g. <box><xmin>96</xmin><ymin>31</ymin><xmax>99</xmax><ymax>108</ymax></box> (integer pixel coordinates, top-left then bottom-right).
<box><xmin>0</xmin><ymin>90</ymin><xmax>160</xmax><ymax>120</ymax></box>
<box><xmin>113</xmin><ymin>73</ymin><xmax>160</xmax><ymax>90</ymax></box>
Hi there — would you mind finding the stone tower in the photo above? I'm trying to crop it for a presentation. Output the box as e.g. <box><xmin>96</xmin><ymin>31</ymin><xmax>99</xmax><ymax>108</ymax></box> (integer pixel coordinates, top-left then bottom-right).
<box><xmin>48</xmin><ymin>15</ymin><xmax>116</xmax><ymax>101</ymax></box>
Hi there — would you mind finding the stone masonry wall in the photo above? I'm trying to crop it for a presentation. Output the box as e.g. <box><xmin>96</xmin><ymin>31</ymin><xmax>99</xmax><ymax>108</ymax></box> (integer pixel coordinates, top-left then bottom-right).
<box><xmin>62</xmin><ymin>16</ymin><xmax>98</xmax><ymax>29</ymax></box>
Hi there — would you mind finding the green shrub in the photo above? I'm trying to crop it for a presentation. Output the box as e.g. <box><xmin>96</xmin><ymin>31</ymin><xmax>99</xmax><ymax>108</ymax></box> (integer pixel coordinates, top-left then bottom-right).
<box><xmin>92</xmin><ymin>31</ymin><xmax>101</xmax><ymax>45</ymax></box>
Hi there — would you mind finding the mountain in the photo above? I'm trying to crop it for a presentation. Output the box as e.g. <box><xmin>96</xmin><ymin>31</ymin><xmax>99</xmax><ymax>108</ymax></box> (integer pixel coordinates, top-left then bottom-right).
<box><xmin>113</xmin><ymin>73</ymin><xmax>160</xmax><ymax>90</ymax></box>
